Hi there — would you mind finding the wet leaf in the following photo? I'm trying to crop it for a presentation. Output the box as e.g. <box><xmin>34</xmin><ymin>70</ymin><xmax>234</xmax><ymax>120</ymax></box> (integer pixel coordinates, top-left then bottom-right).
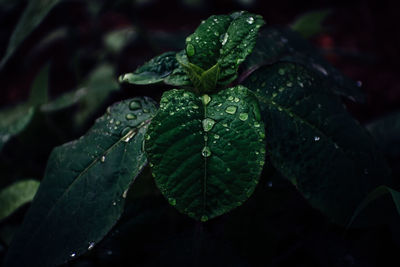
<box><xmin>184</xmin><ymin>11</ymin><xmax>264</xmax><ymax>89</ymax></box>
<box><xmin>145</xmin><ymin>86</ymin><xmax>265</xmax><ymax>221</ymax></box>
<box><xmin>243</xmin><ymin>62</ymin><xmax>391</xmax><ymax>224</ymax></box>
<box><xmin>242</xmin><ymin>26</ymin><xmax>364</xmax><ymax>102</ymax></box>
<box><xmin>4</xmin><ymin>97</ymin><xmax>157</xmax><ymax>267</ymax></box>
<box><xmin>0</xmin><ymin>179</ymin><xmax>39</xmax><ymax>221</ymax></box>
<box><xmin>0</xmin><ymin>0</ymin><xmax>61</xmax><ymax>69</ymax></box>
<box><xmin>119</xmin><ymin>51</ymin><xmax>182</xmax><ymax>85</ymax></box>
<box><xmin>291</xmin><ymin>9</ymin><xmax>332</xmax><ymax>38</ymax></box>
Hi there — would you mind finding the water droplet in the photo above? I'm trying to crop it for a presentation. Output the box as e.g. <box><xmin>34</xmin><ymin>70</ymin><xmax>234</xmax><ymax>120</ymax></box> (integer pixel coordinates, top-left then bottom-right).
<box><xmin>234</xmin><ymin>97</ymin><xmax>240</xmax><ymax>103</ymax></box>
<box><xmin>225</xmin><ymin>106</ymin><xmax>237</xmax><ymax>114</ymax></box>
<box><xmin>186</xmin><ymin>44</ymin><xmax>195</xmax><ymax>56</ymax></box>
<box><xmin>112</xmin><ymin>201</ymin><xmax>117</xmax><ymax>206</ymax></box>
<box><xmin>356</xmin><ymin>80</ymin><xmax>362</xmax><ymax>87</ymax></box>
<box><xmin>220</xmin><ymin>33</ymin><xmax>228</xmax><ymax>45</ymax></box>
<box><xmin>278</xmin><ymin>87</ymin><xmax>284</xmax><ymax>92</ymax></box>
<box><xmin>201</xmin><ymin>215</ymin><xmax>208</xmax><ymax>222</ymax></box>
<box><xmin>286</xmin><ymin>82</ymin><xmax>293</xmax><ymax>87</ymax></box>
<box><xmin>88</xmin><ymin>242</ymin><xmax>95</xmax><ymax>250</ymax></box>
<box><xmin>214</xmin><ymin>134</ymin><xmax>220</xmax><ymax>139</ymax></box>
<box><xmin>314</xmin><ymin>136</ymin><xmax>320</xmax><ymax>141</ymax></box>
<box><xmin>109</xmin><ymin>118</ymin><xmax>114</xmax><ymax>124</ymax></box>
<box><xmin>122</xmin><ymin>189</ymin><xmax>128</xmax><ymax>198</ymax></box>
<box><xmin>278</xmin><ymin>68</ymin><xmax>285</xmax><ymax>75</ymax></box>
<box><xmin>226</xmin><ymin>167</ymin><xmax>231</xmax><ymax>172</ymax></box>
<box><xmin>70</xmin><ymin>253</ymin><xmax>76</xmax><ymax>258</ymax></box>
<box><xmin>246</xmin><ymin>17</ymin><xmax>254</xmax><ymax>24</ymax></box>
<box><xmin>143</xmin><ymin>108</ymin><xmax>149</xmax><ymax>113</ymax></box>
<box><xmin>168</xmin><ymin>198</ymin><xmax>176</xmax><ymax>206</ymax></box>
<box><xmin>115</xmin><ymin>120</ymin><xmax>121</xmax><ymax>125</ymax></box>
<box><xmin>228</xmin><ymin>96</ymin><xmax>234</xmax><ymax>101</ymax></box>
<box><xmin>192</xmin><ymin>105</ymin><xmax>199</xmax><ymax>109</ymax></box>
<box><xmin>267</xmin><ymin>181</ymin><xmax>273</xmax><ymax>187</ymax></box>
<box><xmin>201</xmin><ymin>146</ymin><xmax>212</xmax><ymax>157</ymax></box>
<box><xmin>202</xmin><ymin>94</ymin><xmax>211</xmax><ymax>106</ymax></box>
<box><xmin>122</xmin><ymin>130</ymin><xmax>136</xmax><ymax>142</ymax></box>
<box><xmin>126</xmin><ymin>113</ymin><xmax>136</xmax><ymax>120</ymax></box>
<box><xmin>106</xmin><ymin>250</ymin><xmax>113</xmax><ymax>255</ymax></box>
<box><xmin>203</xmin><ymin>135</ymin><xmax>208</xmax><ymax>141</ymax></box>
<box><xmin>129</xmin><ymin>101</ymin><xmax>141</xmax><ymax>110</ymax></box>
<box><xmin>101</xmin><ymin>156</ymin><xmax>106</xmax><ymax>163</ymax></box>
<box><xmin>202</xmin><ymin>118</ymin><xmax>216</xmax><ymax>132</ymax></box>
<box><xmin>239</xmin><ymin>113</ymin><xmax>248</xmax><ymax>121</ymax></box>
<box><xmin>254</xmin><ymin>121</ymin><xmax>260</xmax><ymax>128</ymax></box>
<box><xmin>312</xmin><ymin>63</ymin><xmax>328</xmax><ymax>76</ymax></box>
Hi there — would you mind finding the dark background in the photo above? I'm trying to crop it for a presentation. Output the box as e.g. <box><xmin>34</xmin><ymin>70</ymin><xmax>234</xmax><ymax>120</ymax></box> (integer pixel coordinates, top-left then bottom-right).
<box><xmin>0</xmin><ymin>0</ymin><xmax>399</xmax><ymax>266</ymax></box>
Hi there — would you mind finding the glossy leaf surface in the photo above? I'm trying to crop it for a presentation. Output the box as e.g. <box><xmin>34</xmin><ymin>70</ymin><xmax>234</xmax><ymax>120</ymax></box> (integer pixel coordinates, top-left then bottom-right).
<box><xmin>243</xmin><ymin>62</ymin><xmax>390</xmax><ymax>224</ymax></box>
<box><xmin>4</xmin><ymin>97</ymin><xmax>157</xmax><ymax>267</ymax></box>
<box><xmin>145</xmin><ymin>86</ymin><xmax>265</xmax><ymax>221</ymax></box>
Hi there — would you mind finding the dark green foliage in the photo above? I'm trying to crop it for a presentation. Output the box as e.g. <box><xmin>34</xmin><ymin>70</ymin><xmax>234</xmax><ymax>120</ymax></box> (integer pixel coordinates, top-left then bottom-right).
<box><xmin>242</xmin><ymin>26</ymin><xmax>365</xmax><ymax>102</ymax></box>
<box><xmin>4</xmin><ymin>98</ymin><xmax>157</xmax><ymax>267</ymax></box>
<box><xmin>145</xmin><ymin>86</ymin><xmax>265</xmax><ymax>221</ymax></box>
<box><xmin>243</xmin><ymin>62</ymin><xmax>391</xmax><ymax>224</ymax></box>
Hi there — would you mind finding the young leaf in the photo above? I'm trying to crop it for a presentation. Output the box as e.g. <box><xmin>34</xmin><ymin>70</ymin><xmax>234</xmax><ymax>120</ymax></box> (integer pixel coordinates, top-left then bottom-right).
<box><xmin>4</xmin><ymin>97</ymin><xmax>157</xmax><ymax>267</ymax></box>
<box><xmin>0</xmin><ymin>0</ymin><xmax>61</xmax><ymax>69</ymax></box>
<box><xmin>217</xmin><ymin>12</ymin><xmax>264</xmax><ymax>86</ymax></box>
<box><xmin>243</xmin><ymin>62</ymin><xmax>391</xmax><ymax>225</ymax></box>
<box><xmin>145</xmin><ymin>86</ymin><xmax>266</xmax><ymax>222</ymax></box>
<box><xmin>0</xmin><ymin>179</ymin><xmax>39</xmax><ymax>221</ymax></box>
<box><xmin>291</xmin><ymin>9</ymin><xmax>332</xmax><ymax>38</ymax></box>
<box><xmin>184</xmin><ymin>11</ymin><xmax>265</xmax><ymax>88</ymax></box>
<box><xmin>119</xmin><ymin>51</ymin><xmax>183</xmax><ymax>85</ymax></box>
<box><xmin>242</xmin><ymin>26</ymin><xmax>365</xmax><ymax>102</ymax></box>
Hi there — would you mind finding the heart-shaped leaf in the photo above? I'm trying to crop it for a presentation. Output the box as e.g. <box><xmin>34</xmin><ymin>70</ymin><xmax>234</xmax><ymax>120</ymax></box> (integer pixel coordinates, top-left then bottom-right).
<box><xmin>145</xmin><ymin>86</ymin><xmax>265</xmax><ymax>221</ymax></box>
<box><xmin>243</xmin><ymin>62</ymin><xmax>391</xmax><ymax>225</ymax></box>
<box><xmin>4</xmin><ymin>97</ymin><xmax>157</xmax><ymax>267</ymax></box>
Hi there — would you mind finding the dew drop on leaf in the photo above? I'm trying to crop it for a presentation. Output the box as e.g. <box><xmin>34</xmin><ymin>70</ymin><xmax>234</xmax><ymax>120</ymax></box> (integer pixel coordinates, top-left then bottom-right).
<box><xmin>202</xmin><ymin>118</ymin><xmax>216</xmax><ymax>132</ymax></box>
<box><xmin>239</xmin><ymin>113</ymin><xmax>249</xmax><ymax>121</ymax></box>
<box><xmin>126</xmin><ymin>113</ymin><xmax>136</xmax><ymax>120</ymax></box>
<box><xmin>220</xmin><ymin>33</ymin><xmax>228</xmax><ymax>45</ymax></box>
<box><xmin>201</xmin><ymin>146</ymin><xmax>212</xmax><ymax>157</ymax></box>
<box><xmin>225</xmin><ymin>106</ymin><xmax>237</xmax><ymax>114</ymax></box>
<box><xmin>168</xmin><ymin>198</ymin><xmax>176</xmax><ymax>206</ymax></box>
<box><xmin>314</xmin><ymin>136</ymin><xmax>320</xmax><ymax>141</ymax></box>
<box><xmin>101</xmin><ymin>156</ymin><xmax>106</xmax><ymax>163</ymax></box>
<box><xmin>129</xmin><ymin>101</ymin><xmax>141</xmax><ymax>110</ymax></box>
<box><xmin>246</xmin><ymin>16</ymin><xmax>255</xmax><ymax>24</ymax></box>
<box><xmin>88</xmin><ymin>242</ymin><xmax>95</xmax><ymax>250</ymax></box>
<box><xmin>201</xmin><ymin>215</ymin><xmax>208</xmax><ymax>222</ymax></box>
<box><xmin>186</xmin><ymin>44</ymin><xmax>195</xmax><ymax>57</ymax></box>
<box><xmin>202</xmin><ymin>94</ymin><xmax>211</xmax><ymax>106</ymax></box>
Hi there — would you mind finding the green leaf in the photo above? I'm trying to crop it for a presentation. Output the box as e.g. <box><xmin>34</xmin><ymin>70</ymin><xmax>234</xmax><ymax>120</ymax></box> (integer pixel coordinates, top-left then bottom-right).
<box><xmin>217</xmin><ymin>12</ymin><xmax>264</xmax><ymax>86</ymax></box>
<box><xmin>243</xmin><ymin>62</ymin><xmax>391</xmax><ymax>224</ymax></box>
<box><xmin>177</xmin><ymin>52</ymin><xmax>219</xmax><ymax>92</ymax></box>
<box><xmin>4</xmin><ymin>97</ymin><xmax>157</xmax><ymax>267</ymax></box>
<box><xmin>119</xmin><ymin>51</ymin><xmax>182</xmax><ymax>85</ymax></box>
<box><xmin>347</xmin><ymin>186</ymin><xmax>400</xmax><ymax>228</ymax></box>
<box><xmin>0</xmin><ymin>0</ymin><xmax>61</xmax><ymax>69</ymax></box>
<box><xmin>185</xmin><ymin>14</ymin><xmax>231</xmax><ymax>70</ymax></box>
<box><xmin>145</xmin><ymin>86</ymin><xmax>266</xmax><ymax>221</ymax></box>
<box><xmin>366</xmin><ymin>111</ymin><xmax>400</xmax><ymax>158</ymax></box>
<box><xmin>242</xmin><ymin>26</ymin><xmax>364</xmax><ymax>102</ymax></box>
<box><xmin>291</xmin><ymin>9</ymin><xmax>332</xmax><ymax>38</ymax></box>
<box><xmin>0</xmin><ymin>104</ymin><xmax>35</xmax><ymax>152</ymax></box>
<box><xmin>184</xmin><ymin>11</ymin><xmax>265</xmax><ymax>88</ymax></box>
<box><xmin>0</xmin><ymin>179</ymin><xmax>39</xmax><ymax>221</ymax></box>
